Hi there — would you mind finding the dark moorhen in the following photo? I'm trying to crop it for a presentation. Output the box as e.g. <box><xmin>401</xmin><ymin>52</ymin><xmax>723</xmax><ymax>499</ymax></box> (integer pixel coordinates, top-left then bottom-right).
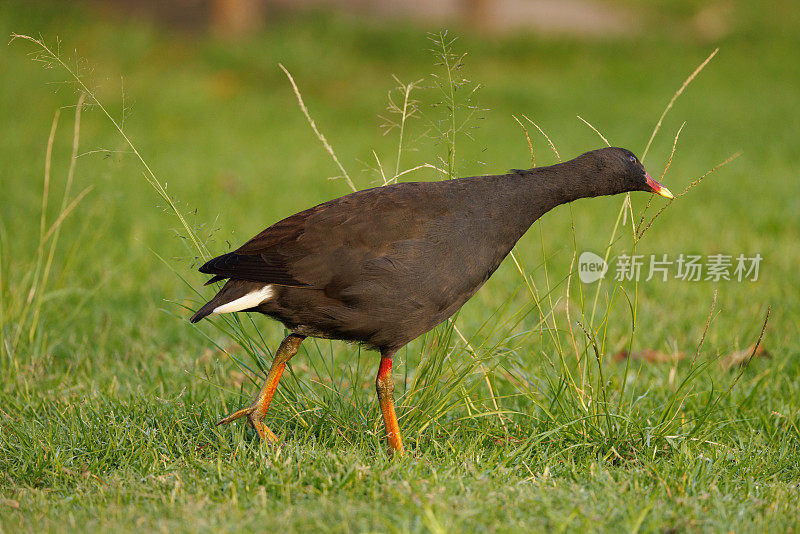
<box><xmin>191</xmin><ymin>147</ymin><xmax>673</xmax><ymax>454</ymax></box>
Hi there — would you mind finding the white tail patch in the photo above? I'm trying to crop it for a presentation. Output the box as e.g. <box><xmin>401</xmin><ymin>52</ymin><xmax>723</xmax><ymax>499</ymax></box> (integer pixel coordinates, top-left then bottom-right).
<box><xmin>213</xmin><ymin>285</ymin><xmax>275</xmax><ymax>314</ymax></box>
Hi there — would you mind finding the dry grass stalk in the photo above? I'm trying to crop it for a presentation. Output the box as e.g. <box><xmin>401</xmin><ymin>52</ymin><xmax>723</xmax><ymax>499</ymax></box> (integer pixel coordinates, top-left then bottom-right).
<box><xmin>521</xmin><ymin>115</ymin><xmax>560</xmax><ymax>162</ymax></box>
<box><xmin>642</xmin><ymin>48</ymin><xmax>719</xmax><ymax>160</ymax></box>
<box><xmin>638</xmin><ymin>151</ymin><xmax>741</xmax><ymax>239</ymax></box>
<box><xmin>719</xmin><ymin>343</ymin><xmax>770</xmax><ymax>370</ymax></box>
<box><xmin>636</xmin><ymin>122</ymin><xmax>684</xmax><ymax>238</ymax></box>
<box><xmin>576</xmin><ymin>115</ymin><xmax>611</xmax><ymax>147</ymax></box>
<box><xmin>278</xmin><ymin>63</ymin><xmax>356</xmax><ymax>192</ymax></box>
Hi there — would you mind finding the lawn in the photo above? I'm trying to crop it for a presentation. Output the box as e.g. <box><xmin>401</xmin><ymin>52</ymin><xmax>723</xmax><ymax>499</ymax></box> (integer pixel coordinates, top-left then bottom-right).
<box><xmin>1</xmin><ymin>0</ymin><xmax>799</xmax><ymax>531</ymax></box>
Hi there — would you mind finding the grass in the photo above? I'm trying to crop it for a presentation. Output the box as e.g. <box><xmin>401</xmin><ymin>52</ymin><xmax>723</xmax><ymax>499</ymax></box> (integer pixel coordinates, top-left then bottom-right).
<box><xmin>2</xmin><ymin>0</ymin><xmax>800</xmax><ymax>531</ymax></box>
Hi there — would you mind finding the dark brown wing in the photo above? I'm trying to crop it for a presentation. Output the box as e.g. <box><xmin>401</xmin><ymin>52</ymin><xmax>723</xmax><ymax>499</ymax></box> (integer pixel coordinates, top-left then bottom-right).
<box><xmin>198</xmin><ymin>202</ymin><xmax>326</xmax><ymax>287</ymax></box>
<box><xmin>233</xmin><ymin>202</ymin><xmax>324</xmax><ymax>254</ymax></box>
<box><xmin>198</xmin><ymin>182</ymin><xmax>447</xmax><ymax>289</ymax></box>
<box><xmin>198</xmin><ymin>251</ymin><xmax>310</xmax><ymax>287</ymax></box>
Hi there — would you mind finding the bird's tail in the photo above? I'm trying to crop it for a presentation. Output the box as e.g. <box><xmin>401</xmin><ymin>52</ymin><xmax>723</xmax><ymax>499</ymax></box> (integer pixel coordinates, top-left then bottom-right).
<box><xmin>189</xmin><ymin>278</ymin><xmax>275</xmax><ymax>323</ymax></box>
<box><xmin>189</xmin><ymin>300</ymin><xmax>218</xmax><ymax>323</ymax></box>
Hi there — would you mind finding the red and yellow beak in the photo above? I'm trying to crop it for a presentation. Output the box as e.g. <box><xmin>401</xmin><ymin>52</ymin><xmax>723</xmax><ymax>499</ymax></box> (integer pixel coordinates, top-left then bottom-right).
<box><xmin>646</xmin><ymin>173</ymin><xmax>674</xmax><ymax>199</ymax></box>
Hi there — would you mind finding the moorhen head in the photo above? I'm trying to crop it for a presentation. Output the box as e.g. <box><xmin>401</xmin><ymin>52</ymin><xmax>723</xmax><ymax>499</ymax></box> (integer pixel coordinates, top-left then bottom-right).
<box><xmin>191</xmin><ymin>146</ymin><xmax>672</xmax><ymax>454</ymax></box>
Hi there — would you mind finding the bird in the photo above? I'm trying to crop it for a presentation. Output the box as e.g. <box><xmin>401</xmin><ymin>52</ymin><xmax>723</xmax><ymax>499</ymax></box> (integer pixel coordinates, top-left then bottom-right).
<box><xmin>190</xmin><ymin>147</ymin><xmax>673</xmax><ymax>454</ymax></box>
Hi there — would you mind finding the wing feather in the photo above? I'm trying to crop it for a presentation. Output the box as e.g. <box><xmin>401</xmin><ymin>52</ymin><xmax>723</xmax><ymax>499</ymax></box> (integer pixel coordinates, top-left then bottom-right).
<box><xmin>198</xmin><ymin>182</ymin><xmax>443</xmax><ymax>288</ymax></box>
<box><xmin>198</xmin><ymin>252</ymin><xmax>311</xmax><ymax>287</ymax></box>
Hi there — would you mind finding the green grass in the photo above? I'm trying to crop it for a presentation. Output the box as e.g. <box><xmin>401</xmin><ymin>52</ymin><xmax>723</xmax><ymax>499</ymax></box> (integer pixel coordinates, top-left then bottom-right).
<box><xmin>2</xmin><ymin>0</ymin><xmax>800</xmax><ymax>531</ymax></box>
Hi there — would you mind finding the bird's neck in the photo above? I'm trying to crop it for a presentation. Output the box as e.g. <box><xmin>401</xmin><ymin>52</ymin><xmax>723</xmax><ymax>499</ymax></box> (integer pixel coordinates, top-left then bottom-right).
<box><xmin>512</xmin><ymin>159</ymin><xmax>601</xmax><ymax>224</ymax></box>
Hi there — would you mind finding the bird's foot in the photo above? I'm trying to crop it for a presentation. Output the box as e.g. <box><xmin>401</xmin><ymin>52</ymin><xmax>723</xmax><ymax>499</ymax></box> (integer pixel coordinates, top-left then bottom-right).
<box><xmin>217</xmin><ymin>403</ymin><xmax>280</xmax><ymax>443</ymax></box>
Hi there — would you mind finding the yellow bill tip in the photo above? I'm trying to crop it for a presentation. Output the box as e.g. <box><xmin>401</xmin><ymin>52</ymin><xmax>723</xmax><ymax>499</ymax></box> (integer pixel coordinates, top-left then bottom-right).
<box><xmin>646</xmin><ymin>173</ymin><xmax>674</xmax><ymax>200</ymax></box>
<box><xmin>657</xmin><ymin>186</ymin><xmax>674</xmax><ymax>200</ymax></box>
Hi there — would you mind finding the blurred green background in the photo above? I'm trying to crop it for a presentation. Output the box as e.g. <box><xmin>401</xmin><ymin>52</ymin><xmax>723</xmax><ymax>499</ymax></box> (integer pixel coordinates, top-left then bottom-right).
<box><xmin>1</xmin><ymin>0</ymin><xmax>799</xmax><ymax>530</ymax></box>
<box><xmin>2</xmin><ymin>0</ymin><xmax>797</xmax><ymax>361</ymax></box>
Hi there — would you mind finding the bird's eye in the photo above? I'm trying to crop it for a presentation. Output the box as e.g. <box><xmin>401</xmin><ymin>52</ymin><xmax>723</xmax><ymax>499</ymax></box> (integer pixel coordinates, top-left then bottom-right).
<box><xmin>629</xmin><ymin>155</ymin><xmax>637</xmax><ymax>163</ymax></box>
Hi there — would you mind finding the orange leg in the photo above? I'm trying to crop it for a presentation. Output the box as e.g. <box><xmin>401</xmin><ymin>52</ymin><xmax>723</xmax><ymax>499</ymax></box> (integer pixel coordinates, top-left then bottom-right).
<box><xmin>217</xmin><ymin>333</ymin><xmax>305</xmax><ymax>443</ymax></box>
<box><xmin>376</xmin><ymin>355</ymin><xmax>405</xmax><ymax>455</ymax></box>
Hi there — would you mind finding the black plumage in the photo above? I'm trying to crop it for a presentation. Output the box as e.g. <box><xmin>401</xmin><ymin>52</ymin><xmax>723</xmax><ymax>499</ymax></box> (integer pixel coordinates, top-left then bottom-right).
<box><xmin>191</xmin><ymin>147</ymin><xmax>668</xmax><ymax>349</ymax></box>
<box><xmin>191</xmin><ymin>147</ymin><xmax>673</xmax><ymax>452</ymax></box>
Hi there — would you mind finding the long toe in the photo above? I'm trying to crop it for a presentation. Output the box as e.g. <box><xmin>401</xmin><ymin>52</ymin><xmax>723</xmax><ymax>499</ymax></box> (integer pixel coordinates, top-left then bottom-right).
<box><xmin>247</xmin><ymin>414</ymin><xmax>281</xmax><ymax>443</ymax></box>
<box><xmin>217</xmin><ymin>405</ymin><xmax>255</xmax><ymax>426</ymax></box>
<box><xmin>217</xmin><ymin>403</ymin><xmax>281</xmax><ymax>444</ymax></box>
